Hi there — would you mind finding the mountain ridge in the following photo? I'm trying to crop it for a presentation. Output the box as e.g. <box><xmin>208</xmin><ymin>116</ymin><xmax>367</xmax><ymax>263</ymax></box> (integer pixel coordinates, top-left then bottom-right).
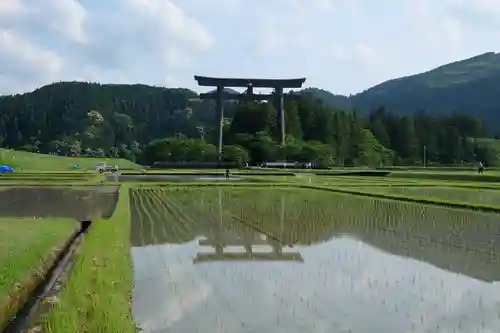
<box><xmin>2</xmin><ymin>52</ymin><xmax>500</xmax><ymax>132</ymax></box>
<box><xmin>301</xmin><ymin>52</ymin><xmax>500</xmax><ymax>131</ymax></box>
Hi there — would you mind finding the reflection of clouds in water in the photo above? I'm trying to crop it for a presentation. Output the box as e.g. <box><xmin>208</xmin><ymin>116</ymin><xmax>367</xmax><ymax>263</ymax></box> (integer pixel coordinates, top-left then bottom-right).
<box><xmin>132</xmin><ymin>237</ymin><xmax>500</xmax><ymax>333</ymax></box>
<box><xmin>297</xmin><ymin>238</ymin><xmax>500</xmax><ymax>332</ymax></box>
<box><xmin>133</xmin><ymin>242</ymin><xmax>213</xmax><ymax>332</ymax></box>
<box><xmin>134</xmin><ymin>274</ymin><xmax>212</xmax><ymax>332</ymax></box>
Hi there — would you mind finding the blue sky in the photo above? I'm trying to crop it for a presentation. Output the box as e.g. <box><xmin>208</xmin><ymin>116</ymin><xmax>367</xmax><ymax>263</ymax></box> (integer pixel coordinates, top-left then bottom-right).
<box><xmin>0</xmin><ymin>0</ymin><xmax>499</xmax><ymax>95</ymax></box>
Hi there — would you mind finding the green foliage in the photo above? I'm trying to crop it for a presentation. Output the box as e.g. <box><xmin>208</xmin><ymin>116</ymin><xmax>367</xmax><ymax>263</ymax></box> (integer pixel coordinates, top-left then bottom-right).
<box><xmin>139</xmin><ymin>93</ymin><xmax>489</xmax><ymax>167</ymax></box>
<box><xmin>141</xmin><ymin>138</ymin><xmax>217</xmax><ymax>164</ymax></box>
<box><xmin>222</xmin><ymin>145</ymin><xmax>249</xmax><ymax>166</ymax></box>
<box><xmin>0</xmin><ymin>79</ymin><xmax>495</xmax><ymax>167</ymax></box>
<box><xmin>0</xmin><ymin>82</ymin><xmax>197</xmax><ymax>160</ymax></box>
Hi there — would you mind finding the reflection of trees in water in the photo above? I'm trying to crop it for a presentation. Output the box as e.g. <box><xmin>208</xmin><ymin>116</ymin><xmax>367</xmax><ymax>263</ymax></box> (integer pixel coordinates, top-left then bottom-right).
<box><xmin>131</xmin><ymin>187</ymin><xmax>500</xmax><ymax>281</ymax></box>
<box><xmin>0</xmin><ymin>186</ymin><xmax>119</xmax><ymax>219</ymax></box>
<box><xmin>130</xmin><ymin>188</ymin><xmax>303</xmax><ymax>264</ymax></box>
<box><xmin>194</xmin><ymin>187</ymin><xmax>303</xmax><ymax>263</ymax></box>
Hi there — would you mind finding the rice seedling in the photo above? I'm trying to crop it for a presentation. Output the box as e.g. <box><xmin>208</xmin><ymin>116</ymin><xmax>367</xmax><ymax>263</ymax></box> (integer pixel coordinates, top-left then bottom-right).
<box><xmin>350</xmin><ymin>186</ymin><xmax>500</xmax><ymax>207</ymax></box>
<box><xmin>129</xmin><ymin>186</ymin><xmax>500</xmax><ymax>332</ymax></box>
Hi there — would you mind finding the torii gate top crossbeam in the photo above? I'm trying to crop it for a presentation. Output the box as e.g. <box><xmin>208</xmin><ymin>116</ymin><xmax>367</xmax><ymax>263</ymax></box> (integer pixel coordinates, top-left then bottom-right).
<box><xmin>194</xmin><ymin>76</ymin><xmax>306</xmax><ymax>88</ymax></box>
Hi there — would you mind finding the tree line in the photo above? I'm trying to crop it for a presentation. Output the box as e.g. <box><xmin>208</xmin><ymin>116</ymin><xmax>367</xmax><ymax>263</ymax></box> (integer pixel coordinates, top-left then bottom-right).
<box><xmin>141</xmin><ymin>93</ymin><xmax>495</xmax><ymax>167</ymax></box>
<box><xmin>0</xmin><ymin>82</ymin><xmax>497</xmax><ymax>167</ymax></box>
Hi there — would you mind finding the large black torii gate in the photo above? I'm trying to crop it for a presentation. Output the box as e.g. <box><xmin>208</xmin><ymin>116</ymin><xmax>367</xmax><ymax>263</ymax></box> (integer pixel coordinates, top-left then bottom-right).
<box><xmin>194</xmin><ymin>76</ymin><xmax>306</xmax><ymax>159</ymax></box>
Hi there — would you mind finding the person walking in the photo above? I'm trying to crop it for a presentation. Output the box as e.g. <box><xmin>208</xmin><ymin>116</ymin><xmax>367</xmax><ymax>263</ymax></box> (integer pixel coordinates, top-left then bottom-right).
<box><xmin>478</xmin><ymin>161</ymin><xmax>484</xmax><ymax>174</ymax></box>
<box><xmin>225</xmin><ymin>169</ymin><xmax>231</xmax><ymax>180</ymax></box>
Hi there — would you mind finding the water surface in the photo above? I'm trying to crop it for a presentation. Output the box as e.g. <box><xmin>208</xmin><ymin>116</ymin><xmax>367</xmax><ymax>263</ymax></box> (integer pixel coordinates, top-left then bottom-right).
<box><xmin>354</xmin><ymin>186</ymin><xmax>500</xmax><ymax>206</ymax></box>
<box><xmin>0</xmin><ymin>185</ymin><xmax>118</xmax><ymax>219</ymax></box>
<box><xmin>131</xmin><ymin>188</ymin><xmax>500</xmax><ymax>333</ymax></box>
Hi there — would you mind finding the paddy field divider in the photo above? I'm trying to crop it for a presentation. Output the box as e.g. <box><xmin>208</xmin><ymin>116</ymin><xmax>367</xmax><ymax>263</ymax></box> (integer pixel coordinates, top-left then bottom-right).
<box><xmin>42</xmin><ymin>185</ymin><xmax>136</xmax><ymax>333</ymax></box>
<box><xmin>0</xmin><ymin>223</ymin><xmax>81</xmax><ymax>332</ymax></box>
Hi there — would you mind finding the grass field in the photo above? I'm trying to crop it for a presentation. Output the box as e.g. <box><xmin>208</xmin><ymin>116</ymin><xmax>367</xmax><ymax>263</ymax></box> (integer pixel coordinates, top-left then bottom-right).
<box><xmin>0</xmin><ymin>148</ymin><xmax>140</xmax><ymax>172</ymax></box>
<box><xmin>0</xmin><ymin>218</ymin><xmax>78</xmax><ymax>330</ymax></box>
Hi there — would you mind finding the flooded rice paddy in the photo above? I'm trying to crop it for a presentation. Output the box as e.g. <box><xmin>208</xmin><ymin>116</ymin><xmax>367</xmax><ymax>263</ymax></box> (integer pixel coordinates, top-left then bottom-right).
<box><xmin>108</xmin><ymin>174</ymin><xmax>265</xmax><ymax>182</ymax></box>
<box><xmin>354</xmin><ymin>186</ymin><xmax>500</xmax><ymax>206</ymax></box>
<box><xmin>0</xmin><ymin>185</ymin><xmax>119</xmax><ymax>219</ymax></box>
<box><xmin>130</xmin><ymin>187</ymin><xmax>500</xmax><ymax>333</ymax></box>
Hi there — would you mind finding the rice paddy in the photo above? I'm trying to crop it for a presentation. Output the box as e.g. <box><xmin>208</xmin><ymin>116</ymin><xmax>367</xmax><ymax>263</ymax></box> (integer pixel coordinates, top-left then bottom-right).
<box><xmin>0</xmin><ymin>218</ymin><xmax>79</xmax><ymax>330</ymax></box>
<box><xmin>349</xmin><ymin>186</ymin><xmax>500</xmax><ymax>207</ymax></box>
<box><xmin>130</xmin><ymin>186</ymin><xmax>500</xmax><ymax>333</ymax></box>
<box><xmin>0</xmin><ymin>186</ymin><xmax>119</xmax><ymax>220</ymax></box>
<box><xmin>2</xmin><ymin>167</ymin><xmax>500</xmax><ymax>332</ymax></box>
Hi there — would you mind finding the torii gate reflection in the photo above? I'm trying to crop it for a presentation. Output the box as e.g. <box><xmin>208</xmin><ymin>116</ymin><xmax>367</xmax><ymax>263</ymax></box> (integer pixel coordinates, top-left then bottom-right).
<box><xmin>193</xmin><ymin>188</ymin><xmax>303</xmax><ymax>263</ymax></box>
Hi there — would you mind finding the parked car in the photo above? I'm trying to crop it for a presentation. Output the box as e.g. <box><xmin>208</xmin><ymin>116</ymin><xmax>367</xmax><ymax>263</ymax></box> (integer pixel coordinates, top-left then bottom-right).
<box><xmin>95</xmin><ymin>162</ymin><xmax>118</xmax><ymax>173</ymax></box>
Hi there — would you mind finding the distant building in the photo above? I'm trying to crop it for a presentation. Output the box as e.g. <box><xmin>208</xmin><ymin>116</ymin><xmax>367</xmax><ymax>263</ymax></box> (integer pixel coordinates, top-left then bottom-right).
<box><xmin>261</xmin><ymin>161</ymin><xmax>301</xmax><ymax>168</ymax></box>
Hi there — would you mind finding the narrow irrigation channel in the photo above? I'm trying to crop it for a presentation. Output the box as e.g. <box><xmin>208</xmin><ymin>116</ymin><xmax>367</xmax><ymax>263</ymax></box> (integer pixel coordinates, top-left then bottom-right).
<box><xmin>2</xmin><ymin>220</ymin><xmax>93</xmax><ymax>333</ymax></box>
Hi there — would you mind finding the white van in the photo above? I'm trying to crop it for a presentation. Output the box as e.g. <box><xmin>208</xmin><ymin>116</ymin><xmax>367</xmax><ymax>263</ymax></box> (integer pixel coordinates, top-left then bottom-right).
<box><xmin>96</xmin><ymin>162</ymin><xmax>118</xmax><ymax>173</ymax></box>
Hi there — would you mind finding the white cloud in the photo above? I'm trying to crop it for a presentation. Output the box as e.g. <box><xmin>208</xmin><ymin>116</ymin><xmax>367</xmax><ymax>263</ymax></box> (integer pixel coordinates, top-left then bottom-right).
<box><xmin>127</xmin><ymin>0</ymin><xmax>213</xmax><ymax>52</ymax></box>
<box><xmin>0</xmin><ymin>30</ymin><xmax>63</xmax><ymax>81</ymax></box>
<box><xmin>407</xmin><ymin>0</ymin><xmax>463</xmax><ymax>48</ymax></box>
<box><xmin>355</xmin><ymin>43</ymin><xmax>384</xmax><ymax>67</ymax></box>
<box><xmin>0</xmin><ymin>0</ymin><xmax>215</xmax><ymax>94</ymax></box>
<box><xmin>0</xmin><ymin>0</ymin><xmax>88</xmax><ymax>43</ymax></box>
<box><xmin>0</xmin><ymin>0</ymin><xmax>499</xmax><ymax>96</ymax></box>
<box><xmin>0</xmin><ymin>0</ymin><xmax>24</xmax><ymax>17</ymax></box>
<box><xmin>330</xmin><ymin>45</ymin><xmax>348</xmax><ymax>60</ymax></box>
<box><xmin>43</xmin><ymin>0</ymin><xmax>88</xmax><ymax>43</ymax></box>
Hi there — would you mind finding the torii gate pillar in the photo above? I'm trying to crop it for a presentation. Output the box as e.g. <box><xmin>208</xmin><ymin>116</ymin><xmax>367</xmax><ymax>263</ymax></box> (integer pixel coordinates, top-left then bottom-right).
<box><xmin>216</xmin><ymin>86</ymin><xmax>224</xmax><ymax>159</ymax></box>
<box><xmin>275</xmin><ymin>87</ymin><xmax>285</xmax><ymax>144</ymax></box>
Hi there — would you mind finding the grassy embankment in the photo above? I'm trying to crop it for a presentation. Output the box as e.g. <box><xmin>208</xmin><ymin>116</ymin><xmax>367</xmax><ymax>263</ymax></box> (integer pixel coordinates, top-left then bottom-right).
<box><xmin>0</xmin><ymin>218</ymin><xmax>79</xmax><ymax>330</ymax></box>
<box><xmin>43</xmin><ymin>186</ymin><xmax>136</xmax><ymax>333</ymax></box>
<box><xmin>0</xmin><ymin>148</ymin><xmax>140</xmax><ymax>172</ymax></box>
<box><xmin>0</xmin><ymin>173</ymin><xmax>99</xmax><ymax>186</ymax></box>
<box><xmin>0</xmin><ymin>148</ymin><xmax>140</xmax><ymax>184</ymax></box>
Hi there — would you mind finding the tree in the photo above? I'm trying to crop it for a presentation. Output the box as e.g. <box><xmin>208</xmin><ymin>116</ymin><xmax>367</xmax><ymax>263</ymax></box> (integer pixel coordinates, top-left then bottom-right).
<box><xmin>299</xmin><ymin>141</ymin><xmax>334</xmax><ymax>167</ymax></box>
<box><xmin>222</xmin><ymin>145</ymin><xmax>249</xmax><ymax>166</ymax></box>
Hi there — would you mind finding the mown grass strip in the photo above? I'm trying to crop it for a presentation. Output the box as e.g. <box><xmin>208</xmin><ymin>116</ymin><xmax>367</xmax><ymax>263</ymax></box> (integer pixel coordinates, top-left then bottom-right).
<box><xmin>0</xmin><ymin>218</ymin><xmax>78</xmax><ymax>331</ymax></box>
<box><xmin>43</xmin><ymin>185</ymin><xmax>136</xmax><ymax>333</ymax></box>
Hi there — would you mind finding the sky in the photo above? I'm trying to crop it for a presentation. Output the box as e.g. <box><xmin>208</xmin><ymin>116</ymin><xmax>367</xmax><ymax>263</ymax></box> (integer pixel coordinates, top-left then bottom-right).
<box><xmin>0</xmin><ymin>0</ymin><xmax>499</xmax><ymax>96</ymax></box>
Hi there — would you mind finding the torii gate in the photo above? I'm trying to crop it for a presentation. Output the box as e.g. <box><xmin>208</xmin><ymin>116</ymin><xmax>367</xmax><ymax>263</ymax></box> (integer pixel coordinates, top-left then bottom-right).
<box><xmin>194</xmin><ymin>76</ymin><xmax>306</xmax><ymax>160</ymax></box>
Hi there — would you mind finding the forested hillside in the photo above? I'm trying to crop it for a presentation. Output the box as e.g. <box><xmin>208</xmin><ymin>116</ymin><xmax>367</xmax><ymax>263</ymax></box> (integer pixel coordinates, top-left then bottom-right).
<box><xmin>306</xmin><ymin>52</ymin><xmax>500</xmax><ymax>133</ymax></box>
<box><xmin>0</xmin><ymin>82</ymin><xmax>200</xmax><ymax>160</ymax></box>
<box><xmin>0</xmin><ymin>81</ymin><xmax>496</xmax><ymax>166</ymax></box>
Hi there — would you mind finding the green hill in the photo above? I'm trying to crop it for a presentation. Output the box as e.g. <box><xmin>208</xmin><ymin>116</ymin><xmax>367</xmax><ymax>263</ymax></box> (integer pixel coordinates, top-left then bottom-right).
<box><xmin>0</xmin><ymin>81</ymin><xmax>201</xmax><ymax>158</ymax></box>
<box><xmin>305</xmin><ymin>52</ymin><xmax>500</xmax><ymax>132</ymax></box>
